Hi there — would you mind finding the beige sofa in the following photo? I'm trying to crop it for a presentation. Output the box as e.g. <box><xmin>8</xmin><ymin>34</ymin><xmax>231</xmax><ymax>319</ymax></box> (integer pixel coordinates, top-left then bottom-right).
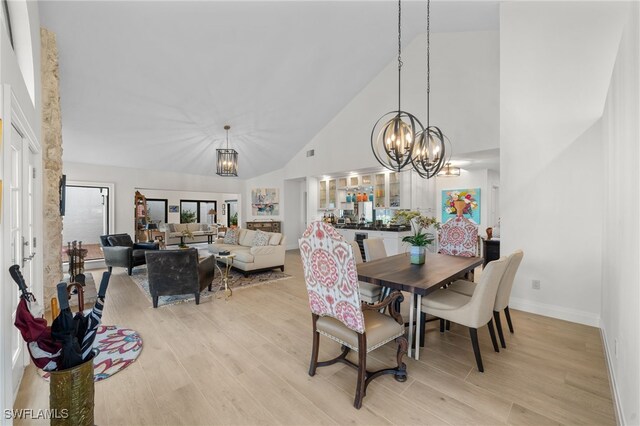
<box><xmin>162</xmin><ymin>223</ymin><xmax>217</xmax><ymax>246</ymax></box>
<box><xmin>208</xmin><ymin>228</ymin><xmax>286</xmax><ymax>276</ymax></box>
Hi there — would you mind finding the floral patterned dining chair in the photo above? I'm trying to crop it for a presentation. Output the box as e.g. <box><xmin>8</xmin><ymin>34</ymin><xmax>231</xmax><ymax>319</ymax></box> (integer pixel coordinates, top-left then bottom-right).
<box><xmin>298</xmin><ymin>221</ymin><xmax>408</xmax><ymax>409</ymax></box>
<box><xmin>438</xmin><ymin>216</ymin><xmax>479</xmax><ymax>257</ymax></box>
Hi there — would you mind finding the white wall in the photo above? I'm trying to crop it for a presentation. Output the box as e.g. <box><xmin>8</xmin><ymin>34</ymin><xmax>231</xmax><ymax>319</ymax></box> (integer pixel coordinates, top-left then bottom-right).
<box><xmin>282</xmin><ymin>31</ymin><xmax>499</xmax><ymax>180</ymax></box>
<box><xmin>600</xmin><ymin>3</ymin><xmax>640</xmax><ymax>424</ymax></box>
<box><xmin>283</xmin><ymin>179</ymin><xmax>305</xmax><ymax>250</ymax></box>
<box><xmin>500</xmin><ymin>2</ymin><xmax>628</xmax><ymax>326</ymax></box>
<box><xmin>63</xmin><ymin>161</ymin><xmax>244</xmax><ymax>238</ymax></box>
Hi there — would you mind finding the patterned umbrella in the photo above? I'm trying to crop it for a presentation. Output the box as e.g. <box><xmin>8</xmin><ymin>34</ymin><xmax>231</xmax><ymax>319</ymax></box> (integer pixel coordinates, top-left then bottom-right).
<box><xmin>51</xmin><ymin>282</ymin><xmax>84</xmax><ymax>369</ymax></box>
<box><xmin>79</xmin><ymin>271</ymin><xmax>111</xmax><ymax>360</ymax></box>
<box><xmin>10</xmin><ymin>265</ymin><xmax>62</xmax><ymax>371</ymax></box>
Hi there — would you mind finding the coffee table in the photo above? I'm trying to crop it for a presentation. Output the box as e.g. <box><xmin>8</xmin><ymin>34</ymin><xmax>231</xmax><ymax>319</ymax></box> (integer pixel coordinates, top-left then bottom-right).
<box><xmin>213</xmin><ymin>253</ymin><xmax>236</xmax><ymax>299</ymax></box>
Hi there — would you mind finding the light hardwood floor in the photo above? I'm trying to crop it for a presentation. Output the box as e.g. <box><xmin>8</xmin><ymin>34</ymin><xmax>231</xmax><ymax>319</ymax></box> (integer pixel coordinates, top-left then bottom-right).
<box><xmin>15</xmin><ymin>250</ymin><xmax>616</xmax><ymax>425</ymax></box>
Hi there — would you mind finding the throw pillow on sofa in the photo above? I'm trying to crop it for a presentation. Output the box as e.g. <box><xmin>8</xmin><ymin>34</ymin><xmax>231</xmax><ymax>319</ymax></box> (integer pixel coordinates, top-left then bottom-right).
<box><xmin>253</xmin><ymin>230</ymin><xmax>270</xmax><ymax>246</ymax></box>
<box><xmin>224</xmin><ymin>228</ymin><xmax>240</xmax><ymax>244</ymax></box>
<box><xmin>269</xmin><ymin>233</ymin><xmax>282</xmax><ymax>246</ymax></box>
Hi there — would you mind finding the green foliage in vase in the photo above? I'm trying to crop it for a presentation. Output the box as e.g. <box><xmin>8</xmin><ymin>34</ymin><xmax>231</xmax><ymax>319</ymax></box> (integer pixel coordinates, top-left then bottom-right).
<box><xmin>230</xmin><ymin>212</ymin><xmax>238</xmax><ymax>226</ymax></box>
<box><xmin>395</xmin><ymin>210</ymin><xmax>440</xmax><ymax>247</ymax></box>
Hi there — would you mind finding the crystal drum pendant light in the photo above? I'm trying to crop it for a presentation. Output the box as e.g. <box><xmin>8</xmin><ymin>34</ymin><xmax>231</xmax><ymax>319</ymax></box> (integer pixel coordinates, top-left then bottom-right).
<box><xmin>216</xmin><ymin>125</ymin><xmax>238</xmax><ymax>177</ymax></box>
<box><xmin>411</xmin><ymin>0</ymin><xmax>447</xmax><ymax>179</ymax></box>
<box><xmin>371</xmin><ymin>0</ymin><xmax>425</xmax><ymax>172</ymax></box>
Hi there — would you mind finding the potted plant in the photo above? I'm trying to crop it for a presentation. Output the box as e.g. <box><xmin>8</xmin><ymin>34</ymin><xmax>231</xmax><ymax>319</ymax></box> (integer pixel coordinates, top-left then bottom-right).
<box><xmin>230</xmin><ymin>212</ymin><xmax>238</xmax><ymax>229</ymax></box>
<box><xmin>179</xmin><ymin>228</ymin><xmax>194</xmax><ymax>249</ymax></box>
<box><xmin>395</xmin><ymin>211</ymin><xmax>440</xmax><ymax>265</ymax></box>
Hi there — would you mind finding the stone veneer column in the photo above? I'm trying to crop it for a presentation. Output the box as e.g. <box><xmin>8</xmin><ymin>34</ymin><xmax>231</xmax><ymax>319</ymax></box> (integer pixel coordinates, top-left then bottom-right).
<box><xmin>41</xmin><ymin>28</ymin><xmax>63</xmax><ymax>311</ymax></box>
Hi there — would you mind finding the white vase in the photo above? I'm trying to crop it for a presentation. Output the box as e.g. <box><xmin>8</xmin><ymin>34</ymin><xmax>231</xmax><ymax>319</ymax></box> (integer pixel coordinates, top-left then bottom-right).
<box><xmin>410</xmin><ymin>246</ymin><xmax>426</xmax><ymax>265</ymax></box>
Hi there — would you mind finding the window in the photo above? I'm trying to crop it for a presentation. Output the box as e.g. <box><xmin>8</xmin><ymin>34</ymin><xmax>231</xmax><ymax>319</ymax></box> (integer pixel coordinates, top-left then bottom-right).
<box><xmin>146</xmin><ymin>198</ymin><xmax>168</xmax><ymax>226</ymax></box>
<box><xmin>180</xmin><ymin>200</ymin><xmax>217</xmax><ymax>224</ymax></box>
<box><xmin>62</xmin><ymin>185</ymin><xmax>110</xmax><ymax>260</ymax></box>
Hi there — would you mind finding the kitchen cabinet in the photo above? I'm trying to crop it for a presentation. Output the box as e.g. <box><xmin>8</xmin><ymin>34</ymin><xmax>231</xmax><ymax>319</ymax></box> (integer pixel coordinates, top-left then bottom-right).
<box><xmin>318</xmin><ymin>179</ymin><xmax>337</xmax><ymax>209</ymax></box>
<box><xmin>318</xmin><ymin>171</ymin><xmax>409</xmax><ymax>211</ymax></box>
<box><xmin>389</xmin><ymin>172</ymin><xmax>401</xmax><ymax>207</ymax></box>
<box><xmin>328</xmin><ymin>179</ymin><xmax>337</xmax><ymax>208</ymax></box>
<box><xmin>319</xmin><ymin>180</ymin><xmax>327</xmax><ymax>209</ymax></box>
<box><xmin>374</xmin><ymin>173</ymin><xmax>386</xmax><ymax>208</ymax></box>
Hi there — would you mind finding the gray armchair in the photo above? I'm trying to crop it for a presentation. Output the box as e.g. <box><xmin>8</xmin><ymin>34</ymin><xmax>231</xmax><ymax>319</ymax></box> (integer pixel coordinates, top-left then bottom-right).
<box><xmin>99</xmin><ymin>233</ymin><xmax>159</xmax><ymax>275</ymax></box>
<box><xmin>145</xmin><ymin>249</ymin><xmax>215</xmax><ymax>308</ymax></box>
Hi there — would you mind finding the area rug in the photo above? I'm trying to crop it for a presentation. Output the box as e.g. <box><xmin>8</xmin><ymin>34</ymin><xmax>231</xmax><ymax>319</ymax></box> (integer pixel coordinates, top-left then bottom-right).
<box><xmin>130</xmin><ymin>264</ymin><xmax>292</xmax><ymax>307</ymax></box>
<box><xmin>40</xmin><ymin>325</ymin><xmax>143</xmax><ymax>382</ymax></box>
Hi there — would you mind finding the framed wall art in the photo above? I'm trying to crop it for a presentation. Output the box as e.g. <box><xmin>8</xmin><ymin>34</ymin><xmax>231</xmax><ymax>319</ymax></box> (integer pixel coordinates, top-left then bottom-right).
<box><xmin>251</xmin><ymin>188</ymin><xmax>279</xmax><ymax>216</ymax></box>
<box><xmin>441</xmin><ymin>188</ymin><xmax>480</xmax><ymax>223</ymax></box>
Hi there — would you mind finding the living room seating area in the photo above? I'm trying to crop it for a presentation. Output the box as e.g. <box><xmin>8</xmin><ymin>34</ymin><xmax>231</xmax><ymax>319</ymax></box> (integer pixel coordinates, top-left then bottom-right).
<box><xmin>162</xmin><ymin>223</ymin><xmax>218</xmax><ymax>246</ymax></box>
<box><xmin>208</xmin><ymin>228</ymin><xmax>286</xmax><ymax>276</ymax></box>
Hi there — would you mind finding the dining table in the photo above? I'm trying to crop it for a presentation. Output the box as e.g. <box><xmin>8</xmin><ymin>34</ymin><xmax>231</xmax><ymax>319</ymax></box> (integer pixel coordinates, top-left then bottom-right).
<box><xmin>357</xmin><ymin>252</ymin><xmax>484</xmax><ymax>360</ymax></box>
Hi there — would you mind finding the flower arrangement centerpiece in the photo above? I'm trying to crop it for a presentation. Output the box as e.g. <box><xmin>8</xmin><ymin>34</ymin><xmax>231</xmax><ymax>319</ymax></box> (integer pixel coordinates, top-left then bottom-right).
<box><xmin>445</xmin><ymin>190</ymin><xmax>478</xmax><ymax>217</ymax></box>
<box><xmin>394</xmin><ymin>210</ymin><xmax>440</xmax><ymax>264</ymax></box>
<box><xmin>179</xmin><ymin>228</ymin><xmax>194</xmax><ymax>249</ymax></box>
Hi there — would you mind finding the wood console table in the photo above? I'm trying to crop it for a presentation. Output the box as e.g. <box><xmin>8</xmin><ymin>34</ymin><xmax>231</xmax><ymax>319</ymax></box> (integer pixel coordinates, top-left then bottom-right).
<box><xmin>246</xmin><ymin>221</ymin><xmax>281</xmax><ymax>233</ymax></box>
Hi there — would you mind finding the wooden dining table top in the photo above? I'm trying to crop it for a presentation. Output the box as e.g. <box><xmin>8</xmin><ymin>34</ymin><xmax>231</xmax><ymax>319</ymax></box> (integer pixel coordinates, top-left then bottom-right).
<box><xmin>356</xmin><ymin>252</ymin><xmax>484</xmax><ymax>296</ymax></box>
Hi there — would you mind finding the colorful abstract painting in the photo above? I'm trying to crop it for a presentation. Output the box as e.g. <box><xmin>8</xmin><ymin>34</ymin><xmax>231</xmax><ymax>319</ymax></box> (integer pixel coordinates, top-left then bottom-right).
<box><xmin>441</xmin><ymin>188</ymin><xmax>480</xmax><ymax>224</ymax></box>
<box><xmin>251</xmin><ymin>188</ymin><xmax>280</xmax><ymax>216</ymax></box>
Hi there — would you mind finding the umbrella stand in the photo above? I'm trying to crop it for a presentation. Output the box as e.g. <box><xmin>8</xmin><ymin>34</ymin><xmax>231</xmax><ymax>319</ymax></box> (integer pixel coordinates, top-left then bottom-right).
<box><xmin>49</xmin><ymin>352</ymin><xmax>95</xmax><ymax>426</ymax></box>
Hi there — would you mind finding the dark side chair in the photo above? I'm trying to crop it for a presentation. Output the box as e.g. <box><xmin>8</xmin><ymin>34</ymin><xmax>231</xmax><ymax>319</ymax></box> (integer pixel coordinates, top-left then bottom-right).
<box><xmin>145</xmin><ymin>249</ymin><xmax>215</xmax><ymax>308</ymax></box>
<box><xmin>99</xmin><ymin>233</ymin><xmax>159</xmax><ymax>275</ymax></box>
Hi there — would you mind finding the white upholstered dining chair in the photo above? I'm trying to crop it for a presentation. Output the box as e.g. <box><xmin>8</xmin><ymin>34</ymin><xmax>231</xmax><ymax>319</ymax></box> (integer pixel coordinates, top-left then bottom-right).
<box><xmin>348</xmin><ymin>241</ymin><xmax>382</xmax><ymax>304</ymax></box>
<box><xmin>421</xmin><ymin>257</ymin><xmax>509</xmax><ymax>372</ymax></box>
<box><xmin>363</xmin><ymin>238</ymin><xmax>387</xmax><ymax>262</ymax></box>
<box><xmin>299</xmin><ymin>222</ymin><xmax>408</xmax><ymax>409</ymax></box>
<box><xmin>447</xmin><ymin>250</ymin><xmax>524</xmax><ymax>348</ymax></box>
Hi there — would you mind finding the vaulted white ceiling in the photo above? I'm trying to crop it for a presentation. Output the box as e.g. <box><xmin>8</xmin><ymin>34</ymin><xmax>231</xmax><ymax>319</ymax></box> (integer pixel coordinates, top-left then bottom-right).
<box><xmin>40</xmin><ymin>1</ymin><xmax>498</xmax><ymax>178</ymax></box>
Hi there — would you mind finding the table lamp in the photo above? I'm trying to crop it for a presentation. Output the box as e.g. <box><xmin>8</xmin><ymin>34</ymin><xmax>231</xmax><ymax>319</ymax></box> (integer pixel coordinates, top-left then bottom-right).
<box><xmin>145</xmin><ymin>223</ymin><xmax>158</xmax><ymax>241</ymax></box>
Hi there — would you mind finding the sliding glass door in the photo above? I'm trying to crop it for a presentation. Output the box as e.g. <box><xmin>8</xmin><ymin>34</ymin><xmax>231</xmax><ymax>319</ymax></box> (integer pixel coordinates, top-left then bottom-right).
<box><xmin>62</xmin><ymin>185</ymin><xmax>109</xmax><ymax>260</ymax></box>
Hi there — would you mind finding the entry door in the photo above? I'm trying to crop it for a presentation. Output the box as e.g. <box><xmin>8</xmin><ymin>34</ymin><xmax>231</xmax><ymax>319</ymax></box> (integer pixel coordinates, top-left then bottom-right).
<box><xmin>9</xmin><ymin>124</ymin><xmax>30</xmax><ymax>393</ymax></box>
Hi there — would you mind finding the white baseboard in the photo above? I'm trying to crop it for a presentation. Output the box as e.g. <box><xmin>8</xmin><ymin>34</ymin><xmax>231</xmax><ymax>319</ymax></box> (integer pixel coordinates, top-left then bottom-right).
<box><xmin>286</xmin><ymin>243</ymin><xmax>299</xmax><ymax>251</ymax></box>
<box><xmin>600</xmin><ymin>326</ymin><xmax>625</xmax><ymax>425</ymax></box>
<box><xmin>509</xmin><ymin>297</ymin><xmax>600</xmax><ymax>327</ymax></box>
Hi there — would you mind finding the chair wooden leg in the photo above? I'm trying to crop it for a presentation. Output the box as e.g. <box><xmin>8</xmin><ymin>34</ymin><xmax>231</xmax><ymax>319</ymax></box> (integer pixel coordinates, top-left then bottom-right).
<box><xmin>439</xmin><ymin>319</ymin><xmax>445</xmax><ymax>333</ymax></box>
<box><xmin>107</xmin><ymin>266</ymin><xmax>113</xmax><ymax>273</ymax></box>
<box><xmin>487</xmin><ymin>319</ymin><xmax>499</xmax><ymax>353</ymax></box>
<box><xmin>469</xmin><ymin>328</ymin><xmax>484</xmax><ymax>372</ymax></box>
<box><xmin>504</xmin><ymin>306</ymin><xmax>514</xmax><ymax>333</ymax></box>
<box><xmin>354</xmin><ymin>333</ymin><xmax>367</xmax><ymax>409</ymax></box>
<box><xmin>127</xmin><ymin>267</ymin><xmax>133</xmax><ymax>275</ymax></box>
<box><xmin>395</xmin><ymin>336</ymin><xmax>408</xmax><ymax>382</ymax></box>
<box><xmin>152</xmin><ymin>296</ymin><xmax>159</xmax><ymax>308</ymax></box>
<box><xmin>195</xmin><ymin>292</ymin><xmax>200</xmax><ymax>305</ymax></box>
<box><xmin>309</xmin><ymin>315</ymin><xmax>320</xmax><ymax>376</ymax></box>
<box><xmin>493</xmin><ymin>311</ymin><xmax>506</xmax><ymax>348</ymax></box>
